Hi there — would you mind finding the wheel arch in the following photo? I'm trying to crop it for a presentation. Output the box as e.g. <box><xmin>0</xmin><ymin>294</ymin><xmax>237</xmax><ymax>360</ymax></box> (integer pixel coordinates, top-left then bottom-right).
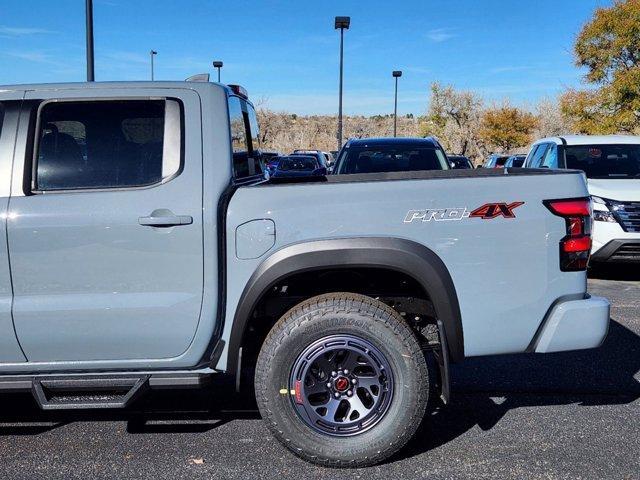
<box><xmin>226</xmin><ymin>237</ymin><xmax>464</xmax><ymax>375</ymax></box>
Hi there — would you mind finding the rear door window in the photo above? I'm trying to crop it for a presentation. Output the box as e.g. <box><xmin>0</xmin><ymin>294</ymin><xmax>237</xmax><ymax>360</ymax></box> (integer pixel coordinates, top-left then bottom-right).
<box><xmin>34</xmin><ymin>99</ymin><xmax>182</xmax><ymax>191</ymax></box>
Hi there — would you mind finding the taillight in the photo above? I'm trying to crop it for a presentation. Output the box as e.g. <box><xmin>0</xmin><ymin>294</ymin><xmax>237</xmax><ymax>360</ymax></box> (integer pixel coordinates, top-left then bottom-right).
<box><xmin>544</xmin><ymin>197</ymin><xmax>592</xmax><ymax>271</ymax></box>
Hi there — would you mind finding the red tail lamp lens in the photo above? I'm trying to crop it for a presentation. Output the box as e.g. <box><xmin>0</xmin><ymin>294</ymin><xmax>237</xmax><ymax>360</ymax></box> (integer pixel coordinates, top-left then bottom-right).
<box><xmin>546</xmin><ymin>199</ymin><xmax>590</xmax><ymax>217</ymax></box>
<box><xmin>543</xmin><ymin>197</ymin><xmax>592</xmax><ymax>272</ymax></box>
<box><xmin>562</xmin><ymin>235</ymin><xmax>592</xmax><ymax>253</ymax></box>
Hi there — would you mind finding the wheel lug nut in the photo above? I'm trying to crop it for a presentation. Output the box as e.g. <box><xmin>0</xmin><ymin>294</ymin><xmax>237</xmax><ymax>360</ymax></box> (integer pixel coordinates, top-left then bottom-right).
<box><xmin>343</xmin><ymin>369</ymin><xmax>349</xmax><ymax>374</ymax></box>
<box><xmin>351</xmin><ymin>378</ymin><xmax>357</xmax><ymax>384</ymax></box>
<box><xmin>347</xmin><ymin>390</ymin><xmax>353</xmax><ymax>397</ymax></box>
<box><xmin>334</xmin><ymin>392</ymin><xmax>340</xmax><ymax>398</ymax></box>
<box><xmin>331</xmin><ymin>371</ymin><xmax>337</xmax><ymax>377</ymax></box>
<box><xmin>326</xmin><ymin>382</ymin><xmax>332</xmax><ymax>388</ymax></box>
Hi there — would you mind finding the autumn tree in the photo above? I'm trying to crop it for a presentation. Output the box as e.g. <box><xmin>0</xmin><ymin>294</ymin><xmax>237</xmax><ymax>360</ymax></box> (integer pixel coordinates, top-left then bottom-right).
<box><xmin>420</xmin><ymin>83</ymin><xmax>485</xmax><ymax>162</ymax></box>
<box><xmin>560</xmin><ymin>0</ymin><xmax>640</xmax><ymax>134</ymax></box>
<box><xmin>479</xmin><ymin>105</ymin><xmax>537</xmax><ymax>152</ymax></box>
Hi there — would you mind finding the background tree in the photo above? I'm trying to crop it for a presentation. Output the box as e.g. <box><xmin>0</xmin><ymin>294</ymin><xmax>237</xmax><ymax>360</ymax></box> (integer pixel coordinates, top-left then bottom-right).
<box><xmin>420</xmin><ymin>83</ymin><xmax>485</xmax><ymax>162</ymax></box>
<box><xmin>479</xmin><ymin>104</ymin><xmax>537</xmax><ymax>152</ymax></box>
<box><xmin>256</xmin><ymin>108</ymin><xmax>420</xmax><ymax>153</ymax></box>
<box><xmin>560</xmin><ymin>0</ymin><xmax>640</xmax><ymax>134</ymax></box>
<box><xmin>534</xmin><ymin>97</ymin><xmax>573</xmax><ymax>138</ymax></box>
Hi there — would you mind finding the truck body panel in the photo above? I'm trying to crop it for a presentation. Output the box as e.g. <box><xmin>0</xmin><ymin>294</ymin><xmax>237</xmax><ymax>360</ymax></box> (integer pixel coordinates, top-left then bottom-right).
<box><xmin>220</xmin><ymin>171</ymin><xmax>588</xmax><ymax>368</ymax></box>
<box><xmin>0</xmin><ymin>93</ymin><xmax>27</xmax><ymax>363</ymax></box>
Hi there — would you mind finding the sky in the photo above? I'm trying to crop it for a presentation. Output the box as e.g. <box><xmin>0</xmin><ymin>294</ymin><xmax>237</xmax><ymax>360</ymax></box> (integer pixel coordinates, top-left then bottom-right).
<box><xmin>0</xmin><ymin>0</ymin><xmax>613</xmax><ymax>116</ymax></box>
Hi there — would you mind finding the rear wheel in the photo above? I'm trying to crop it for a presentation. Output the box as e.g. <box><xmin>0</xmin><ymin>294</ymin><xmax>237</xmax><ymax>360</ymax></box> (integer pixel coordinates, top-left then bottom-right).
<box><xmin>255</xmin><ymin>292</ymin><xmax>429</xmax><ymax>467</ymax></box>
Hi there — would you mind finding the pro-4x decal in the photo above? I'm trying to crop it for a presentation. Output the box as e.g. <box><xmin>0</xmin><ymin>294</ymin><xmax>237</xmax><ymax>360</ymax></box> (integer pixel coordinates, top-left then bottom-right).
<box><xmin>469</xmin><ymin>202</ymin><xmax>525</xmax><ymax>219</ymax></box>
<box><xmin>405</xmin><ymin>202</ymin><xmax>524</xmax><ymax>223</ymax></box>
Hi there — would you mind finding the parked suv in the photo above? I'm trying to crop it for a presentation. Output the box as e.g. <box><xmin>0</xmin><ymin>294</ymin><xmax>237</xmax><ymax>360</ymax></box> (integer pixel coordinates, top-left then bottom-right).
<box><xmin>505</xmin><ymin>154</ymin><xmax>526</xmax><ymax>168</ymax></box>
<box><xmin>483</xmin><ymin>154</ymin><xmax>510</xmax><ymax>168</ymax></box>
<box><xmin>271</xmin><ymin>155</ymin><xmax>327</xmax><ymax>178</ymax></box>
<box><xmin>448</xmin><ymin>155</ymin><xmax>473</xmax><ymax>169</ymax></box>
<box><xmin>0</xmin><ymin>81</ymin><xmax>609</xmax><ymax>467</ymax></box>
<box><xmin>333</xmin><ymin>137</ymin><xmax>450</xmax><ymax>174</ymax></box>
<box><xmin>290</xmin><ymin>150</ymin><xmax>329</xmax><ymax>170</ymax></box>
<box><xmin>525</xmin><ymin>135</ymin><xmax>640</xmax><ymax>263</ymax></box>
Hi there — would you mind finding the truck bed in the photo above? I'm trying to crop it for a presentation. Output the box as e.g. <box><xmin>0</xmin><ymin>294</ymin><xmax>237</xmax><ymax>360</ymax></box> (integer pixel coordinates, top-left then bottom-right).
<box><xmin>222</xmin><ymin>168</ymin><xmax>589</xmax><ymax>362</ymax></box>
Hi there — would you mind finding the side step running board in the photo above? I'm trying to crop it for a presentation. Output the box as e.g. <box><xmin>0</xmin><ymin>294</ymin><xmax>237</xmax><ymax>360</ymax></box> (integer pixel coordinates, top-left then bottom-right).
<box><xmin>32</xmin><ymin>376</ymin><xmax>150</xmax><ymax>410</ymax></box>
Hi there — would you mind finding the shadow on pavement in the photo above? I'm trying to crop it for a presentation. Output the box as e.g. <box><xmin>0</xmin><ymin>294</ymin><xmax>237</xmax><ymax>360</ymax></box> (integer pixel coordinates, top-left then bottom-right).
<box><xmin>0</xmin><ymin>318</ymin><xmax>637</xmax><ymax>465</ymax></box>
<box><xmin>396</xmin><ymin>317</ymin><xmax>640</xmax><ymax>462</ymax></box>
<box><xmin>0</xmin><ymin>385</ymin><xmax>260</xmax><ymax>436</ymax></box>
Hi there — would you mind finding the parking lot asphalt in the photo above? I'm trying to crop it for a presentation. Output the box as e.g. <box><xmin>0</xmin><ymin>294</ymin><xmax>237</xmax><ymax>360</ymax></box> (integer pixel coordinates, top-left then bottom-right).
<box><xmin>0</xmin><ymin>266</ymin><xmax>638</xmax><ymax>480</ymax></box>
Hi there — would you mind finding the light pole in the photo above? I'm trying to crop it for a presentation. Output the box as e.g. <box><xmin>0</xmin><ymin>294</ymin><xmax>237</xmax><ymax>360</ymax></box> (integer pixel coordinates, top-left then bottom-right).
<box><xmin>150</xmin><ymin>50</ymin><xmax>157</xmax><ymax>80</ymax></box>
<box><xmin>392</xmin><ymin>70</ymin><xmax>402</xmax><ymax>137</ymax></box>
<box><xmin>335</xmin><ymin>16</ymin><xmax>350</xmax><ymax>151</ymax></box>
<box><xmin>213</xmin><ymin>61</ymin><xmax>223</xmax><ymax>82</ymax></box>
<box><xmin>86</xmin><ymin>0</ymin><xmax>95</xmax><ymax>81</ymax></box>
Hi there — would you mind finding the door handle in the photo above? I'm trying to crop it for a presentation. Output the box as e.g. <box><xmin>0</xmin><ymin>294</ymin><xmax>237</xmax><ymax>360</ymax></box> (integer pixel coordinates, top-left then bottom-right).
<box><xmin>138</xmin><ymin>209</ymin><xmax>193</xmax><ymax>227</ymax></box>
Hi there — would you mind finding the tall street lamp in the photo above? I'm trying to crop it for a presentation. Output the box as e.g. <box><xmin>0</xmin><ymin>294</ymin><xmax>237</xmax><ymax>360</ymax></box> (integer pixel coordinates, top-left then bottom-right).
<box><xmin>86</xmin><ymin>0</ymin><xmax>95</xmax><ymax>81</ymax></box>
<box><xmin>392</xmin><ymin>70</ymin><xmax>402</xmax><ymax>137</ymax></box>
<box><xmin>335</xmin><ymin>16</ymin><xmax>350</xmax><ymax>151</ymax></box>
<box><xmin>213</xmin><ymin>61</ymin><xmax>223</xmax><ymax>82</ymax></box>
<box><xmin>150</xmin><ymin>50</ymin><xmax>157</xmax><ymax>80</ymax></box>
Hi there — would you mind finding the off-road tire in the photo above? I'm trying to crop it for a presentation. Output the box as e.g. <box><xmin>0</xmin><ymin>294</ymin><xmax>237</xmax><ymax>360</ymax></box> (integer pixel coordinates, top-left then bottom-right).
<box><xmin>255</xmin><ymin>292</ymin><xmax>429</xmax><ymax>467</ymax></box>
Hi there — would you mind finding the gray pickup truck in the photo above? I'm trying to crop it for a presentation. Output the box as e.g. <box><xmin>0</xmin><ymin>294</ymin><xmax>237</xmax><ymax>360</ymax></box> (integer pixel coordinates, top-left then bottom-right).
<box><xmin>0</xmin><ymin>81</ymin><xmax>610</xmax><ymax>467</ymax></box>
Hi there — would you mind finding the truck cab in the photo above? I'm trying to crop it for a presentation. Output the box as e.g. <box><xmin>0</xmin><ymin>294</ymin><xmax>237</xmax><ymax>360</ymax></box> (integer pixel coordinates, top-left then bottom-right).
<box><xmin>0</xmin><ymin>81</ymin><xmax>262</xmax><ymax>371</ymax></box>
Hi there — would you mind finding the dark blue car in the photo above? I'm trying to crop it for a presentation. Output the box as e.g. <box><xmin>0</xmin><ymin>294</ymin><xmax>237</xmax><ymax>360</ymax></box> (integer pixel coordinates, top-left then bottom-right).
<box><xmin>271</xmin><ymin>155</ymin><xmax>327</xmax><ymax>178</ymax></box>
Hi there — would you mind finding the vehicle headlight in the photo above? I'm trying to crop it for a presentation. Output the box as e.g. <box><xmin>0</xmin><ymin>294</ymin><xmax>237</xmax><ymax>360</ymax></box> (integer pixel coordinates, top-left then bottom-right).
<box><xmin>590</xmin><ymin>196</ymin><xmax>617</xmax><ymax>222</ymax></box>
<box><xmin>593</xmin><ymin>210</ymin><xmax>617</xmax><ymax>222</ymax></box>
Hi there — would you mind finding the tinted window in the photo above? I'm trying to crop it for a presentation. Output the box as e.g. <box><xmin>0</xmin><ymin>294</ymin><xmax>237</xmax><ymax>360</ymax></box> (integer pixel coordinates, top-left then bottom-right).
<box><xmin>565</xmin><ymin>144</ymin><xmax>640</xmax><ymax>178</ymax></box>
<box><xmin>246</xmin><ymin>103</ymin><xmax>263</xmax><ymax>175</ymax></box>
<box><xmin>512</xmin><ymin>157</ymin><xmax>525</xmax><ymax>167</ymax></box>
<box><xmin>228</xmin><ymin>96</ymin><xmax>263</xmax><ymax>179</ymax></box>
<box><xmin>336</xmin><ymin>145</ymin><xmax>449</xmax><ymax>174</ymax></box>
<box><xmin>35</xmin><ymin>100</ymin><xmax>181</xmax><ymax>191</ymax></box>
<box><xmin>449</xmin><ymin>156</ymin><xmax>472</xmax><ymax>169</ymax></box>
<box><xmin>228</xmin><ymin>96</ymin><xmax>250</xmax><ymax>178</ymax></box>
<box><xmin>292</xmin><ymin>152</ymin><xmax>325</xmax><ymax>167</ymax></box>
<box><xmin>278</xmin><ymin>156</ymin><xmax>318</xmax><ymax>171</ymax></box>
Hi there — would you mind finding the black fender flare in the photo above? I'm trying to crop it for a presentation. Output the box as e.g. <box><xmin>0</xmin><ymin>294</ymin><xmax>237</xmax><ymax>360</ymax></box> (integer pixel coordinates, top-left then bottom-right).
<box><xmin>227</xmin><ymin>237</ymin><xmax>464</xmax><ymax>374</ymax></box>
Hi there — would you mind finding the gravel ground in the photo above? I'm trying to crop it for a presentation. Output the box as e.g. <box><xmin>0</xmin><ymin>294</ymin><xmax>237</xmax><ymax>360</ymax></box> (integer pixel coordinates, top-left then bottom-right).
<box><xmin>0</xmin><ymin>266</ymin><xmax>638</xmax><ymax>480</ymax></box>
